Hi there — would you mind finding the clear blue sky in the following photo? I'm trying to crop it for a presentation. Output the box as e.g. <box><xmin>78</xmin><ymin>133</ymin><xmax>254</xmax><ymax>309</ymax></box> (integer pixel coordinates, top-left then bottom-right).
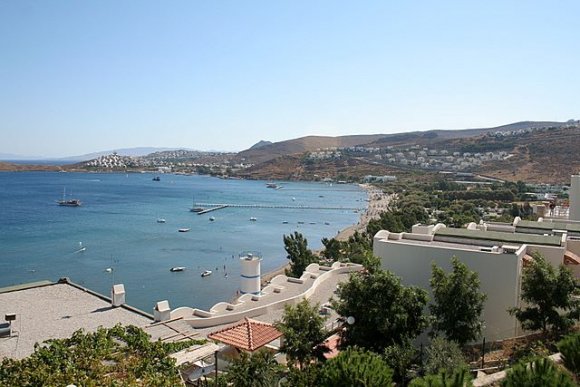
<box><xmin>1</xmin><ymin>1</ymin><xmax>578</xmax><ymax>158</ymax></box>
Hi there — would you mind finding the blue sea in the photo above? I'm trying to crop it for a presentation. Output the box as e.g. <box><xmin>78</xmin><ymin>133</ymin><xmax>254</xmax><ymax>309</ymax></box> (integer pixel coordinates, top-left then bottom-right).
<box><xmin>0</xmin><ymin>172</ymin><xmax>366</xmax><ymax>312</ymax></box>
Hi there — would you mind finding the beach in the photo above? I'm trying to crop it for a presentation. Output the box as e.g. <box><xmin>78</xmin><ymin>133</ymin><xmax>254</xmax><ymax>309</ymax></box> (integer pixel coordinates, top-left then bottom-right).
<box><xmin>260</xmin><ymin>184</ymin><xmax>393</xmax><ymax>286</ymax></box>
<box><xmin>335</xmin><ymin>184</ymin><xmax>394</xmax><ymax>241</ymax></box>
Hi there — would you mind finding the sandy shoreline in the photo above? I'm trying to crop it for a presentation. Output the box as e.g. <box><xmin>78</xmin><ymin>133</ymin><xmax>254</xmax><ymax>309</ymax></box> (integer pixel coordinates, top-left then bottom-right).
<box><xmin>259</xmin><ymin>184</ymin><xmax>393</xmax><ymax>285</ymax></box>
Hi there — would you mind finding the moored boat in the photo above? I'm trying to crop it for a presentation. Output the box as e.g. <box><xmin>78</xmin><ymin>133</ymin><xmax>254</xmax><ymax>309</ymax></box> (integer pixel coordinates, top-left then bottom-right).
<box><xmin>170</xmin><ymin>266</ymin><xmax>186</xmax><ymax>272</ymax></box>
<box><xmin>178</xmin><ymin>228</ymin><xmax>190</xmax><ymax>232</ymax></box>
<box><xmin>57</xmin><ymin>188</ymin><xmax>81</xmax><ymax>207</ymax></box>
<box><xmin>201</xmin><ymin>270</ymin><xmax>212</xmax><ymax>277</ymax></box>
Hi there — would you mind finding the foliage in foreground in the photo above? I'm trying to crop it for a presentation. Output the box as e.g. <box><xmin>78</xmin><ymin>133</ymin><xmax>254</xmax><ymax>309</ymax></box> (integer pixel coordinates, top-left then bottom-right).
<box><xmin>0</xmin><ymin>325</ymin><xmax>203</xmax><ymax>387</ymax></box>
<box><xmin>501</xmin><ymin>357</ymin><xmax>575</xmax><ymax>387</ymax></box>
<box><xmin>333</xmin><ymin>268</ymin><xmax>429</xmax><ymax>352</ymax></box>
<box><xmin>509</xmin><ymin>252</ymin><xmax>580</xmax><ymax>334</ymax></box>
<box><xmin>423</xmin><ymin>337</ymin><xmax>468</xmax><ymax>376</ymax></box>
<box><xmin>274</xmin><ymin>299</ymin><xmax>329</xmax><ymax>369</ymax></box>
<box><xmin>430</xmin><ymin>257</ymin><xmax>487</xmax><ymax>345</ymax></box>
<box><xmin>224</xmin><ymin>349</ymin><xmax>283</xmax><ymax>387</ymax></box>
<box><xmin>558</xmin><ymin>331</ymin><xmax>580</xmax><ymax>378</ymax></box>
<box><xmin>318</xmin><ymin>347</ymin><xmax>393</xmax><ymax>387</ymax></box>
<box><xmin>410</xmin><ymin>368</ymin><xmax>472</xmax><ymax>387</ymax></box>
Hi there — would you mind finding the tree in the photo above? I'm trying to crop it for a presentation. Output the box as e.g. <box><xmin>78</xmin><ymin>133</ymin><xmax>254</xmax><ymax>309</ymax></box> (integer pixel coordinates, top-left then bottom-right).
<box><xmin>501</xmin><ymin>358</ymin><xmax>575</xmax><ymax>387</ymax></box>
<box><xmin>283</xmin><ymin>232</ymin><xmax>317</xmax><ymax>278</ymax></box>
<box><xmin>274</xmin><ymin>299</ymin><xmax>329</xmax><ymax>369</ymax></box>
<box><xmin>0</xmin><ymin>325</ymin><xmax>202</xmax><ymax>386</ymax></box>
<box><xmin>384</xmin><ymin>340</ymin><xmax>418</xmax><ymax>385</ymax></box>
<box><xmin>333</xmin><ymin>269</ymin><xmax>429</xmax><ymax>352</ymax></box>
<box><xmin>225</xmin><ymin>350</ymin><xmax>282</xmax><ymax>387</ymax></box>
<box><xmin>509</xmin><ymin>252</ymin><xmax>580</xmax><ymax>335</ymax></box>
<box><xmin>430</xmin><ymin>257</ymin><xmax>487</xmax><ymax>345</ymax></box>
<box><xmin>423</xmin><ymin>337</ymin><xmax>468</xmax><ymax>376</ymax></box>
<box><xmin>318</xmin><ymin>347</ymin><xmax>393</xmax><ymax>386</ymax></box>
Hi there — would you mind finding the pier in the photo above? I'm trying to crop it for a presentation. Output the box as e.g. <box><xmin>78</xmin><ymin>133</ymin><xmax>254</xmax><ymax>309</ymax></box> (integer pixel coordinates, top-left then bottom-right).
<box><xmin>194</xmin><ymin>203</ymin><xmax>362</xmax><ymax>214</ymax></box>
<box><xmin>196</xmin><ymin>205</ymin><xmax>229</xmax><ymax>214</ymax></box>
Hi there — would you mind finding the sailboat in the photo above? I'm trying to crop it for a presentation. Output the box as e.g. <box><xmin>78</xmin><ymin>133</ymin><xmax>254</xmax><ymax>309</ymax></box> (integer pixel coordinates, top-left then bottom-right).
<box><xmin>57</xmin><ymin>188</ymin><xmax>81</xmax><ymax>207</ymax></box>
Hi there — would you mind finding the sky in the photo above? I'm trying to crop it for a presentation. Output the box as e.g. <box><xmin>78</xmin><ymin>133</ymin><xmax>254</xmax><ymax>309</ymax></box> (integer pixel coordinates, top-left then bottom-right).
<box><xmin>1</xmin><ymin>1</ymin><xmax>579</xmax><ymax>158</ymax></box>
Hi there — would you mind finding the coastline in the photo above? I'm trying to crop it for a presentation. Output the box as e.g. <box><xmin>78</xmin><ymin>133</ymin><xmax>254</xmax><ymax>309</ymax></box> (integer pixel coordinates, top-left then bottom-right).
<box><xmin>259</xmin><ymin>184</ymin><xmax>392</xmax><ymax>286</ymax></box>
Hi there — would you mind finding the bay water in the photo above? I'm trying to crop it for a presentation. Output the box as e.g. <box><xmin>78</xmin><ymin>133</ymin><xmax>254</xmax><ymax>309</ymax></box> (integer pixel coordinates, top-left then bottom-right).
<box><xmin>0</xmin><ymin>172</ymin><xmax>366</xmax><ymax>312</ymax></box>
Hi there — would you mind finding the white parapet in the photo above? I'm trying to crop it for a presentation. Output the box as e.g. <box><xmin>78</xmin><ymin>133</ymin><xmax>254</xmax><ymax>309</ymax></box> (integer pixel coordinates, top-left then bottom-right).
<box><xmin>240</xmin><ymin>252</ymin><xmax>262</xmax><ymax>295</ymax></box>
<box><xmin>571</xmin><ymin>175</ymin><xmax>580</xmax><ymax>221</ymax></box>
<box><xmin>111</xmin><ymin>284</ymin><xmax>125</xmax><ymax>307</ymax></box>
<box><xmin>154</xmin><ymin>300</ymin><xmax>171</xmax><ymax>322</ymax></box>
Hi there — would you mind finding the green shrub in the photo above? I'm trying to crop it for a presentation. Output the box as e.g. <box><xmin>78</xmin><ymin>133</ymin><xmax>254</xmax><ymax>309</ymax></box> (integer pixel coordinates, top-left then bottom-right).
<box><xmin>424</xmin><ymin>337</ymin><xmax>468</xmax><ymax>376</ymax></box>
<box><xmin>410</xmin><ymin>368</ymin><xmax>472</xmax><ymax>387</ymax></box>
<box><xmin>501</xmin><ymin>358</ymin><xmax>575</xmax><ymax>387</ymax></box>
<box><xmin>558</xmin><ymin>332</ymin><xmax>580</xmax><ymax>377</ymax></box>
<box><xmin>319</xmin><ymin>347</ymin><xmax>393</xmax><ymax>387</ymax></box>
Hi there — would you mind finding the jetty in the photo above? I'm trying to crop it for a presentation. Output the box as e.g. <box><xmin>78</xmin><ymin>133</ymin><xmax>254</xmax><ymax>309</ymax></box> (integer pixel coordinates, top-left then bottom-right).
<box><xmin>193</xmin><ymin>203</ymin><xmax>362</xmax><ymax>214</ymax></box>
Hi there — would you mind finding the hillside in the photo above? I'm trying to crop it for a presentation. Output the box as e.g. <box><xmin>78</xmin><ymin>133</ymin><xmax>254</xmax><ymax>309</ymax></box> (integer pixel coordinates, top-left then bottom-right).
<box><xmin>0</xmin><ymin>161</ymin><xmax>59</xmax><ymax>172</ymax></box>
<box><xmin>237</xmin><ymin>121</ymin><xmax>571</xmax><ymax>165</ymax></box>
<box><xmin>239</xmin><ymin>123</ymin><xmax>579</xmax><ymax>183</ymax></box>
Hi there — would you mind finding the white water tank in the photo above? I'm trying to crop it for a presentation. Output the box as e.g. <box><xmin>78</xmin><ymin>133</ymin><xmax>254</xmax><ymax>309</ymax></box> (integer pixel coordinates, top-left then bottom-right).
<box><xmin>571</xmin><ymin>175</ymin><xmax>580</xmax><ymax>221</ymax></box>
<box><xmin>240</xmin><ymin>252</ymin><xmax>262</xmax><ymax>295</ymax></box>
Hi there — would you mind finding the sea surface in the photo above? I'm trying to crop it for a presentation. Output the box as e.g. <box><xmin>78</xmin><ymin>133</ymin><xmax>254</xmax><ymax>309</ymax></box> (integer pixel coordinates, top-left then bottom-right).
<box><xmin>0</xmin><ymin>172</ymin><xmax>366</xmax><ymax>312</ymax></box>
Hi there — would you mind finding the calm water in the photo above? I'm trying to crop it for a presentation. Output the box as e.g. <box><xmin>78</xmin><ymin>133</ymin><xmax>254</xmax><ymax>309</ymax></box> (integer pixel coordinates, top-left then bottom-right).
<box><xmin>0</xmin><ymin>172</ymin><xmax>366</xmax><ymax>312</ymax></box>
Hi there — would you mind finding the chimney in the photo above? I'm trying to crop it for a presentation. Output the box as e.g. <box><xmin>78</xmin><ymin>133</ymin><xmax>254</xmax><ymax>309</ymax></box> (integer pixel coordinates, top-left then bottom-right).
<box><xmin>154</xmin><ymin>300</ymin><xmax>171</xmax><ymax>322</ymax></box>
<box><xmin>111</xmin><ymin>284</ymin><xmax>126</xmax><ymax>307</ymax></box>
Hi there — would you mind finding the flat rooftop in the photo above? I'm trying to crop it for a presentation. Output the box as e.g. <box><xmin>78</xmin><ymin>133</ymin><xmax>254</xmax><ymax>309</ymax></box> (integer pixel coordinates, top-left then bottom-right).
<box><xmin>435</xmin><ymin>227</ymin><xmax>562</xmax><ymax>247</ymax></box>
<box><xmin>516</xmin><ymin>219</ymin><xmax>580</xmax><ymax>234</ymax></box>
<box><xmin>383</xmin><ymin>237</ymin><xmax>504</xmax><ymax>252</ymax></box>
<box><xmin>0</xmin><ymin>280</ymin><xmax>195</xmax><ymax>359</ymax></box>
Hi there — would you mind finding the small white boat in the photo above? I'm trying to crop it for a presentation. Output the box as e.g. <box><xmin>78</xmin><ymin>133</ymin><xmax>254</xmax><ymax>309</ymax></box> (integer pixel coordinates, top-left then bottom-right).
<box><xmin>250</xmin><ymin>217</ymin><xmax>257</xmax><ymax>221</ymax></box>
<box><xmin>178</xmin><ymin>228</ymin><xmax>190</xmax><ymax>232</ymax></box>
<box><xmin>209</xmin><ymin>216</ymin><xmax>215</xmax><ymax>222</ymax></box>
<box><xmin>157</xmin><ymin>218</ymin><xmax>166</xmax><ymax>223</ymax></box>
<box><xmin>282</xmin><ymin>220</ymin><xmax>289</xmax><ymax>224</ymax></box>
<box><xmin>201</xmin><ymin>270</ymin><xmax>212</xmax><ymax>277</ymax></box>
<box><xmin>170</xmin><ymin>266</ymin><xmax>186</xmax><ymax>272</ymax></box>
<box><xmin>105</xmin><ymin>267</ymin><xmax>113</xmax><ymax>273</ymax></box>
<box><xmin>75</xmin><ymin>242</ymin><xmax>86</xmax><ymax>253</ymax></box>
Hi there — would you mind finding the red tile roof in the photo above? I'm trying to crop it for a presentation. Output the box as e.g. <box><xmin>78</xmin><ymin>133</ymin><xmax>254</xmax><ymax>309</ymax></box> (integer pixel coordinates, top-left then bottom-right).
<box><xmin>208</xmin><ymin>317</ymin><xmax>282</xmax><ymax>352</ymax></box>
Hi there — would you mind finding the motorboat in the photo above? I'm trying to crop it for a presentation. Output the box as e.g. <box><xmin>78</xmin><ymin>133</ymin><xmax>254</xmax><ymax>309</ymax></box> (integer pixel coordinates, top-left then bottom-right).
<box><xmin>324</xmin><ymin>221</ymin><xmax>330</xmax><ymax>225</ymax></box>
<box><xmin>170</xmin><ymin>267</ymin><xmax>186</xmax><ymax>272</ymax></box>
<box><xmin>201</xmin><ymin>270</ymin><xmax>212</xmax><ymax>277</ymax></box>
<box><xmin>178</xmin><ymin>228</ymin><xmax>190</xmax><ymax>232</ymax></box>
<box><xmin>209</xmin><ymin>216</ymin><xmax>215</xmax><ymax>222</ymax></box>
<box><xmin>282</xmin><ymin>220</ymin><xmax>289</xmax><ymax>224</ymax></box>
<box><xmin>250</xmin><ymin>217</ymin><xmax>257</xmax><ymax>221</ymax></box>
<box><xmin>157</xmin><ymin>218</ymin><xmax>166</xmax><ymax>223</ymax></box>
<box><xmin>266</xmin><ymin>182</ymin><xmax>278</xmax><ymax>189</ymax></box>
<box><xmin>190</xmin><ymin>207</ymin><xmax>204</xmax><ymax>213</ymax></box>
<box><xmin>152</xmin><ymin>176</ymin><xmax>161</xmax><ymax>181</ymax></box>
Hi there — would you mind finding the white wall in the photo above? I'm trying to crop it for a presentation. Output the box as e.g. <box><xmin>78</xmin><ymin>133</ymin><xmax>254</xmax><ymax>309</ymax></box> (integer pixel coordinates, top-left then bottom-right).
<box><xmin>373</xmin><ymin>237</ymin><xmax>523</xmax><ymax>342</ymax></box>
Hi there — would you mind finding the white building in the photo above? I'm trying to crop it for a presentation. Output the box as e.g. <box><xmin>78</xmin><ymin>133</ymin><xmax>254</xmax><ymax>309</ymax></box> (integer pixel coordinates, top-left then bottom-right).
<box><xmin>373</xmin><ymin>220</ymin><xmax>580</xmax><ymax>342</ymax></box>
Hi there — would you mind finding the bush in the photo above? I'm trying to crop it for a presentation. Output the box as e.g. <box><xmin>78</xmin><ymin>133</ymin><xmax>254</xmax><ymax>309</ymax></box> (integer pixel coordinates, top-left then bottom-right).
<box><xmin>410</xmin><ymin>368</ymin><xmax>472</xmax><ymax>387</ymax></box>
<box><xmin>423</xmin><ymin>337</ymin><xmax>467</xmax><ymax>376</ymax></box>
<box><xmin>558</xmin><ymin>332</ymin><xmax>580</xmax><ymax>377</ymax></box>
<box><xmin>319</xmin><ymin>347</ymin><xmax>393</xmax><ymax>386</ymax></box>
<box><xmin>501</xmin><ymin>358</ymin><xmax>575</xmax><ymax>387</ymax></box>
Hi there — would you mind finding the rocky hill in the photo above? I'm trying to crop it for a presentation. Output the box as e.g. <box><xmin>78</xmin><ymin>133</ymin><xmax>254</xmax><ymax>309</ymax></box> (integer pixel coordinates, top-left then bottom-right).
<box><xmin>239</xmin><ymin>122</ymin><xmax>579</xmax><ymax>183</ymax></box>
